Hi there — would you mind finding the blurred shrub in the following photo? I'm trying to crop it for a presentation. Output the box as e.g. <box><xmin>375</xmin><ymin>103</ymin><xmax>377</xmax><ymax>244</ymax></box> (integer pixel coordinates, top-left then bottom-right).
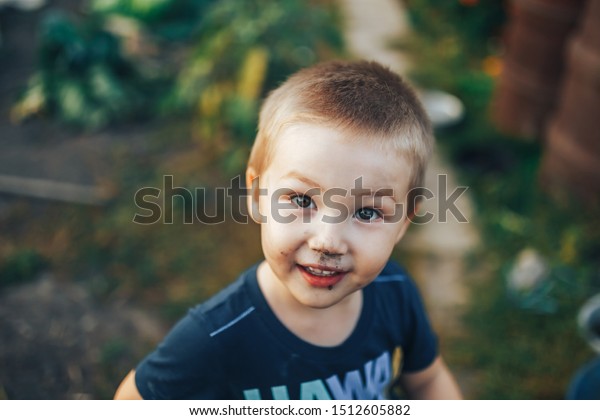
<box><xmin>402</xmin><ymin>0</ymin><xmax>505</xmax><ymax>91</ymax></box>
<box><xmin>12</xmin><ymin>0</ymin><xmax>343</xmax><ymax>159</ymax></box>
<box><xmin>164</xmin><ymin>0</ymin><xmax>343</xmax><ymax>171</ymax></box>
<box><xmin>90</xmin><ymin>0</ymin><xmax>215</xmax><ymax>41</ymax></box>
<box><xmin>11</xmin><ymin>12</ymin><xmax>150</xmax><ymax>129</ymax></box>
<box><xmin>406</xmin><ymin>0</ymin><xmax>505</xmax><ymax>54</ymax></box>
<box><xmin>0</xmin><ymin>248</ymin><xmax>48</xmax><ymax>289</ymax></box>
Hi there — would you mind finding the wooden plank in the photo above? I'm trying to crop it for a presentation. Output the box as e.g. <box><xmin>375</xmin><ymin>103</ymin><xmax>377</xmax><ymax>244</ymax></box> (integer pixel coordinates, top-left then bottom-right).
<box><xmin>0</xmin><ymin>174</ymin><xmax>114</xmax><ymax>205</ymax></box>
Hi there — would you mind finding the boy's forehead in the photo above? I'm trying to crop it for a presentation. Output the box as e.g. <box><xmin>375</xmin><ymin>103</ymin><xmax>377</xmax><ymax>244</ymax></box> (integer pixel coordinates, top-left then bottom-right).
<box><xmin>272</xmin><ymin>122</ymin><xmax>403</xmax><ymax>156</ymax></box>
<box><xmin>272</xmin><ymin>122</ymin><xmax>412</xmax><ymax>164</ymax></box>
<box><xmin>265</xmin><ymin>122</ymin><xmax>413</xmax><ymax>196</ymax></box>
<box><xmin>279</xmin><ymin>169</ymin><xmax>402</xmax><ymax>192</ymax></box>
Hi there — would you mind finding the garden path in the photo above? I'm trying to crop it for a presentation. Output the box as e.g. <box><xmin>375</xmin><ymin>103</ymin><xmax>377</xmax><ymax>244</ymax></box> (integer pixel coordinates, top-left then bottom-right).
<box><xmin>339</xmin><ymin>0</ymin><xmax>480</xmax><ymax>395</ymax></box>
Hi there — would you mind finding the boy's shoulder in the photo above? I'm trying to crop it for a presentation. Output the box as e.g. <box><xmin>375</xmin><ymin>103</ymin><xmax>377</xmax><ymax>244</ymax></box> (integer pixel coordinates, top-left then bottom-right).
<box><xmin>368</xmin><ymin>260</ymin><xmax>430</xmax><ymax>324</ymax></box>
<box><xmin>197</xmin><ymin>265</ymin><xmax>257</xmax><ymax>310</ymax></box>
<box><xmin>188</xmin><ymin>264</ymin><xmax>260</xmax><ymax>337</ymax></box>
<box><xmin>370</xmin><ymin>259</ymin><xmax>418</xmax><ymax>298</ymax></box>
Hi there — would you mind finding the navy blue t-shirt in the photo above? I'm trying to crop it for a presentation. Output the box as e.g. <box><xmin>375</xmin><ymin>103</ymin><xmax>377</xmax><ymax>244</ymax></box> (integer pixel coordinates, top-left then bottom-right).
<box><xmin>135</xmin><ymin>260</ymin><xmax>438</xmax><ymax>399</ymax></box>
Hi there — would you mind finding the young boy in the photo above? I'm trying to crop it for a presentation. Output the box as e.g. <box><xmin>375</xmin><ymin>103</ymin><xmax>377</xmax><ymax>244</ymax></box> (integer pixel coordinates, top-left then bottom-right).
<box><xmin>115</xmin><ymin>60</ymin><xmax>462</xmax><ymax>400</ymax></box>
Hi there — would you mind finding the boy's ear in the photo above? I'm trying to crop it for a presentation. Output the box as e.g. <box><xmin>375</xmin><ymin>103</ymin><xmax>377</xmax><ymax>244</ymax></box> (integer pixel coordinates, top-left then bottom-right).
<box><xmin>245</xmin><ymin>167</ymin><xmax>264</xmax><ymax>224</ymax></box>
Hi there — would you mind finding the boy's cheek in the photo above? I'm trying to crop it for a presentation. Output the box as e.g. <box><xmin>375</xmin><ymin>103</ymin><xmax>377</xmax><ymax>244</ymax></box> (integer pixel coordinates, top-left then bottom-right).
<box><xmin>256</xmin><ymin>195</ymin><xmax>271</xmax><ymax>221</ymax></box>
<box><xmin>394</xmin><ymin>219</ymin><xmax>411</xmax><ymax>244</ymax></box>
<box><xmin>248</xmin><ymin>194</ymin><xmax>264</xmax><ymax>224</ymax></box>
<box><xmin>259</xmin><ymin>195</ymin><xmax>301</xmax><ymax>224</ymax></box>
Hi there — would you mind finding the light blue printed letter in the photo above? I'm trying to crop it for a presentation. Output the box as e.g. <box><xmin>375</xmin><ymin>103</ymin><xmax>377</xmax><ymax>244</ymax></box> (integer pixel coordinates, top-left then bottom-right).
<box><xmin>299</xmin><ymin>380</ymin><xmax>332</xmax><ymax>400</ymax></box>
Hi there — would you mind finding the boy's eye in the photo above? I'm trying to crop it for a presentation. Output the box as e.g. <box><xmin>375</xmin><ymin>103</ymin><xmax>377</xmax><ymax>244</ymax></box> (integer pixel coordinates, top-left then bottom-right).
<box><xmin>291</xmin><ymin>194</ymin><xmax>315</xmax><ymax>209</ymax></box>
<box><xmin>355</xmin><ymin>207</ymin><xmax>381</xmax><ymax>222</ymax></box>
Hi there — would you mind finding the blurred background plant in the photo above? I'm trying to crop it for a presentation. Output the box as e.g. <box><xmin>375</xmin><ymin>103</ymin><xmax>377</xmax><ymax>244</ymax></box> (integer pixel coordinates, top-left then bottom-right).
<box><xmin>164</xmin><ymin>0</ymin><xmax>343</xmax><ymax>172</ymax></box>
<box><xmin>12</xmin><ymin>0</ymin><xmax>343</xmax><ymax>168</ymax></box>
<box><xmin>11</xmin><ymin>11</ymin><xmax>150</xmax><ymax>129</ymax></box>
<box><xmin>401</xmin><ymin>0</ymin><xmax>600</xmax><ymax>398</ymax></box>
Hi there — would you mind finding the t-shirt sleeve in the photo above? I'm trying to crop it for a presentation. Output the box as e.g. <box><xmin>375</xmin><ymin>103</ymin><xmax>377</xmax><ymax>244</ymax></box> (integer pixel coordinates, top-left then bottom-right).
<box><xmin>134</xmin><ymin>309</ymin><xmax>226</xmax><ymax>399</ymax></box>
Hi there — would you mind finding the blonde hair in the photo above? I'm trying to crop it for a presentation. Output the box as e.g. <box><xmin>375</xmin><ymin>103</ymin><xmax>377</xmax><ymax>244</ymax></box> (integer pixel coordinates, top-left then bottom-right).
<box><xmin>248</xmin><ymin>60</ymin><xmax>433</xmax><ymax>216</ymax></box>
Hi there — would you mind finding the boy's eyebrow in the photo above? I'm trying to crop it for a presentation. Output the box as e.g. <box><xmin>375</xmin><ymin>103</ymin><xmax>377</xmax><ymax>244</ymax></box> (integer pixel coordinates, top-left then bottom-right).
<box><xmin>281</xmin><ymin>171</ymin><xmax>397</xmax><ymax>198</ymax></box>
<box><xmin>281</xmin><ymin>172</ymin><xmax>322</xmax><ymax>189</ymax></box>
<box><xmin>355</xmin><ymin>188</ymin><xmax>396</xmax><ymax>198</ymax></box>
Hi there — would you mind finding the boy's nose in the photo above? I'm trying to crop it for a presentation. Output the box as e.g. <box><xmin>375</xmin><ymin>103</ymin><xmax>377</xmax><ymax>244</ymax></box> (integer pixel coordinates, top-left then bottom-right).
<box><xmin>307</xmin><ymin>221</ymin><xmax>348</xmax><ymax>255</ymax></box>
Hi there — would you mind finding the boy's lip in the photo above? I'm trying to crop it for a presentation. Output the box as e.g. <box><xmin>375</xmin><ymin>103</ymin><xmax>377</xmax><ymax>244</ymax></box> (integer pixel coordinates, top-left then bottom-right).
<box><xmin>296</xmin><ymin>264</ymin><xmax>348</xmax><ymax>288</ymax></box>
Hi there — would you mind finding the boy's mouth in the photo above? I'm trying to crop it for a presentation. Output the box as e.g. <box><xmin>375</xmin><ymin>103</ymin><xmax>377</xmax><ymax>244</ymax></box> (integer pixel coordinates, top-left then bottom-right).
<box><xmin>297</xmin><ymin>264</ymin><xmax>347</xmax><ymax>288</ymax></box>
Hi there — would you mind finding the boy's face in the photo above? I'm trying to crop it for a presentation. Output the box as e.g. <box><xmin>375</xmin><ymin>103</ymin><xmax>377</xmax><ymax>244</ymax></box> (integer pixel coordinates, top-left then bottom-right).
<box><xmin>248</xmin><ymin>123</ymin><xmax>412</xmax><ymax>309</ymax></box>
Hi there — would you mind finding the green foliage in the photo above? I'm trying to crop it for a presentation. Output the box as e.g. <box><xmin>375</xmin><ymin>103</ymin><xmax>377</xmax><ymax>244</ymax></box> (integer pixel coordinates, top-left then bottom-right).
<box><xmin>14</xmin><ymin>0</ymin><xmax>343</xmax><ymax>173</ymax></box>
<box><xmin>459</xmin><ymin>256</ymin><xmax>598</xmax><ymax>398</ymax></box>
<box><xmin>0</xmin><ymin>249</ymin><xmax>48</xmax><ymax>289</ymax></box>
<box><xmin>90</xmin><ymin>0</ymin><xmax>215</xmax><ymax>40</ymax></box>
<box><xmin>12</xmin><ymin>12</ymin><xmax>151</xmax><ymax>130</ymax></box>
<box><xmin>401</xmin><ymin>0</ymin><xmax>505</xmax><ymax>92</ymax></box>
<box><xmin>404</xmin><ymin>0</ymin><xmax>600</xmax><ymax>398</ymax></box>
<box><xmin>405</xmin><ymin>0</ymin><xmax>505</xmax><ymax>56</ymax></box>
<box><xmin>165</xmin><ymin>0</ymin><xmax>343</xmax><ymax>172</ymax></box>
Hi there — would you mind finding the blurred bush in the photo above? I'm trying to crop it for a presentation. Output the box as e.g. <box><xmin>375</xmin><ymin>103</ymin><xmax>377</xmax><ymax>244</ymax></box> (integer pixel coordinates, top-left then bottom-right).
<box><xmin>0</xmin><ymin>248</ymin><xmax>48</xmax><ymax>289</ymax></box>
<box><xmin>90</xmin><ymin>0</ymin><xmax>215</xmax><ymax>41</ymax></box>
<box><xmin>11</xmin><ymin>11</ymin><xmax>149</xmax><ymax>129</ymax></box>
<box><xmin>163</xmin><ymin>0</ymin><xmax>343</xmax><ymax>171</ymax></box>
<box><xmin>403</xmin><ymin>0</ymin><xmax>505</xmax><ymax>90</ymax></box>
<box><xmin>12</xmin><ymin>0</ymin><xmax>343</xmax><ymax>167</ymax></box>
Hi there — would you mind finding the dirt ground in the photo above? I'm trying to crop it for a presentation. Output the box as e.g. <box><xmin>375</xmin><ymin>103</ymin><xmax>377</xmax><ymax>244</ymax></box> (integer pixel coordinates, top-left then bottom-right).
<box><xmin>0</xmin><ymin>270</ymin><xmax>166</xmax><ymax>399</ymax></box>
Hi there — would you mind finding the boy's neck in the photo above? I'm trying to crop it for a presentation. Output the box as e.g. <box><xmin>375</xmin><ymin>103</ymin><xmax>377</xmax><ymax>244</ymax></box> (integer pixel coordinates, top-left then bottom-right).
<box><xmin>256</xmin><ymin>261</ymin><xmax>363</xmax><ymax>347</ymax></box>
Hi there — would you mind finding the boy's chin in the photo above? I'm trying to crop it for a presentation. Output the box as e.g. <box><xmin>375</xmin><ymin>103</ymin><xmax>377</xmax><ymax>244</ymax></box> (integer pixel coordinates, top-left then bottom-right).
<box><xmin>292</xmin><ymin>287</ymin><xmax>358</xmax><ymax>310</ymax></box>
<box><xmin>297</xmin><ymin>298</ymin><xmax>343</xmax><ymax>310</ymax></box>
